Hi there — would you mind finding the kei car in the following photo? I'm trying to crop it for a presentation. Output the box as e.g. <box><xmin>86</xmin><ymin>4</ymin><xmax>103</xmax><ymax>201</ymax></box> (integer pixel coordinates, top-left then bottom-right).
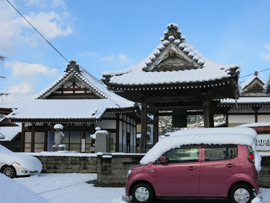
<box><xmin>123</xmin><ymin>128</ymin><xmax>260</xmax><ymax>203</ymax></box>
<box><xmin>0</xmin><ymin>144</ymin><xmax>42</xmax><ymax>178</ymax></box>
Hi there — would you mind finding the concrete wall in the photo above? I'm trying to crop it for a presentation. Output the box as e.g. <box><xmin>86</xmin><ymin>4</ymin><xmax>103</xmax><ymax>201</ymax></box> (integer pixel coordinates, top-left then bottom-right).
<box><xmin>259</xmin><ymin>156</ymin><xmax>270</xmax><ymax>187</ymax></box>
<box><xmin>35</xmin><ymin>156</ymin><xmax>97</xmax><ymax>173</ymax></box>
<box><xmin>96</xmin><ymin>153</ymin><xmax>144</xmax><ymax>185</ymax></box>
<box><xmin>34</xmin><ymin>154</ymin><xmax>270</xmax><ymax>187</ymax></box>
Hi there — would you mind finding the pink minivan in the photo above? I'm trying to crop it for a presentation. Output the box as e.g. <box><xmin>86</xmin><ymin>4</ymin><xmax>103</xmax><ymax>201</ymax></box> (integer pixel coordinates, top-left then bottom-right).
<box><xmin>123</xmin><ymin>130</ymin><xmax>260</xmax><ymax>203</ymax></box>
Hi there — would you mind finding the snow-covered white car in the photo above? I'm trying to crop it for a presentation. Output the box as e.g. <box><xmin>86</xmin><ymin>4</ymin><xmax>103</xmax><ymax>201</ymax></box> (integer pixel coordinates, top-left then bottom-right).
<box><xmin>0</xmin><ymin>145</ymin><xmax>42</xmax><ymax>178</ymax></box>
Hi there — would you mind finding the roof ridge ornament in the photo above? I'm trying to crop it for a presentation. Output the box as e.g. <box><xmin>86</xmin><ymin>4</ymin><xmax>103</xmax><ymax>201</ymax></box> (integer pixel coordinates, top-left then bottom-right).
<box><xmin>65</xmin><ymin>60</ymin><xmax>81</xmax><ymax>73</ymax></box>
<box><xmin>162</xmin><ymin>23</ymin><xmax>182</xmax><ymax>41</ymax></box>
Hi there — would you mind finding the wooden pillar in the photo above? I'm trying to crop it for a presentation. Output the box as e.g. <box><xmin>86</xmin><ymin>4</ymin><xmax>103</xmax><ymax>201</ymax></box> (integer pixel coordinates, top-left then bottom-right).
<box><xmin>226</xmin><ymin>109</ymin><xmax>229</xmax><ymax>127</ymax></box>
<box><xmin>44</xmin><ymin>130</ymin><xmax>48</xmax><ymax>151</ymax></box>
<box><xmin>20</xmin><ymin>123</ymin><xmax>25</xmax><ymax>152</ymax></box>
<box><xmin>31</xmin><ymin>123</ymin><xmax>35</xmax><ymax>152</ymax></box>
<box><xmin>116</xmin><ymin>114</ymin><xmax>119</xmax><ymax>152</ymax></box>
<box><xmin>252</xmin><ymin>107</ymin><xmax>260</xmax><ymax>123</ymax></box>
<box><xmin>153</xmin><ymin>112</ymin><xmax>159</xmax><ymax>145</ymax></box>
<box><xmin>209</xmin><ymin>100</ymin><xmax>214</xmax><ymax>128</ymax></box>
<box><xmin>140</xmin><ymin>97</ymin><xmax>147</xmax><ymax>153</ymax></box>
<box><xmin>202</xmin><ymin>94</ymin><xmax>210</xmax><ymax>128</ymax></box>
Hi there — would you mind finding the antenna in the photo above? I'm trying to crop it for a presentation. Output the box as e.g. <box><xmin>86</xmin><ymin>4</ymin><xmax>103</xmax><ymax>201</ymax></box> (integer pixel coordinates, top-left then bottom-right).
<box><xmin>0</xmin><ymin>55</ymin><xmax>6</xmax><ymax>79</ymax></box>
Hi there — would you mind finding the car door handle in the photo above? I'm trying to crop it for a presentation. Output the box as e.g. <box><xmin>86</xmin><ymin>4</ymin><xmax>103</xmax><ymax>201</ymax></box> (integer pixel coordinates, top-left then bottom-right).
<box><xmin>226</xmin><ymin>163</ymin><xmax>236</xmax><ymax>168</ymax></box>
<box><xmin>187</xmin><ymin>166</ymin><xmax>197</xmax><ymax>171</ymax></box>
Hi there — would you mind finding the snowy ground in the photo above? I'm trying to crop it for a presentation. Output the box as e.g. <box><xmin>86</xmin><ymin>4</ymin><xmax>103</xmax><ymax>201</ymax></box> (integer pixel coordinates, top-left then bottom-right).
<box><xmin>3</xmin><ymin>173</ymin><xmax>268</xmax><ymax>203</ymax></box>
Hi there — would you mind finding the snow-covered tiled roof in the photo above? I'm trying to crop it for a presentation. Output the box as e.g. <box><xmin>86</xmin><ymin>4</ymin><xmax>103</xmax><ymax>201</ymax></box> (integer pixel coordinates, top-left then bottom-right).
<box><xmin>102</xmin><ymin>23</ymin><xmax>240</xmax><ymax>86</ymax></box>
<box><xmin>220</xmin><ymin>97</ymin><xmax>270</xmax><ymax>104</ymax></box>
<box><xmin>0</xmin><ymin>126</ymin><xmax>21</xmax><ymax>141</ymax></box>
<box><xmin>2</xmin><ymin>61</ymin><xmax>135</xmax><ymax>121</ymax></box>
<box><xmin>241</xmin><ymin>73</ymin><xmax>265</xmax><ymax>90</ymax></box>
<box><xmin>6</xmin><ymin>99</ymin><xmax>131</xmax><ymax>120</ymax></box>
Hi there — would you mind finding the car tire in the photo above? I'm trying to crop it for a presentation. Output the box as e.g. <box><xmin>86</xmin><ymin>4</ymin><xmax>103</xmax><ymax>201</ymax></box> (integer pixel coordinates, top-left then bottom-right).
<box><xmin>131</xmin><ymin>183</ymin><xmax>154</xmax><ymax>203</ymax></box>
<box><xmin>1</xmin><ymin>165</ymin><xmax>16</xmax><ymax>179</ymax></box>
<box><xmin>230</xmin><ymin>184</ymin><xmax>253</xmax><ymax>203</ymax></box>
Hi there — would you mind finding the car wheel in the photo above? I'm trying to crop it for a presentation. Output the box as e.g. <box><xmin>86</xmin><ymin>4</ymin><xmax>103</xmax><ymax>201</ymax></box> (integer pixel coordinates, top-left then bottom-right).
<box><xmin>1</xmin><ymin>165</ymin><xmax>16</xmax><ymax>179</ymax></box>
<box><xmin>131</xmin><ymin>183</ymin><xmax>154</xmax><ymax>203</ymax></box>
<box><xmin>230</xmin><ymin>184</ymin><xmax>253</xmax><ymax>203</ymax></box>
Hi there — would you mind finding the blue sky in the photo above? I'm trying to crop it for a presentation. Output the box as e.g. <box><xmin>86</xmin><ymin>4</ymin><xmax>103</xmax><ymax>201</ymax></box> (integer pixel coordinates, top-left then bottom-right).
<box><xmin>1</xmin><ymin>0</ymin><xmax>270</xmax><ymax>101</ymax></box>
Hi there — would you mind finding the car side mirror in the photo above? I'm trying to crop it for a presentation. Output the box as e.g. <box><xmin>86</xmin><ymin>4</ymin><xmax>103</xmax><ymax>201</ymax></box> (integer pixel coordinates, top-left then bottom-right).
<box><xmin>160</xmin><ymin>156</ymin><xmax>168</xmax><ymax>165</ymax></box>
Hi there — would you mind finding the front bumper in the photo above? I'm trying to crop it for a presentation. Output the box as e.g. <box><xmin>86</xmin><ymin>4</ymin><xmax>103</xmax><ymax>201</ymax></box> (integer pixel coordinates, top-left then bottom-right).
<box><xmin>121</xmin><ymin>195</ymin><xmax>132</xmax><ymax>202</ymax></box>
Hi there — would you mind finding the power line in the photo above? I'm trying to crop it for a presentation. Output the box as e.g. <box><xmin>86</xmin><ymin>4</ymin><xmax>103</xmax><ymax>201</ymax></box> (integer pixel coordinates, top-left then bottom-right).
<box><xmin>6</xmin><ymin>0</ymin><xmax>69</xmax><ymax>63</ymax></box>
<box><xmin>240</xmin><ymin>68</ymin><xmax>270</xmax><ymax>78</ymax></box>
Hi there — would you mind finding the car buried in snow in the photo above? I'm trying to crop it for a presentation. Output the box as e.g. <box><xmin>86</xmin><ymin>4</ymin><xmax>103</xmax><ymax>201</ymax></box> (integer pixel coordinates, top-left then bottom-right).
<box><xmin>0</xmin><ymin>144</ymin><xmax>42</xmax><ymax>178</ymax></box>
<box><xmin>123</xmin><ymin>127</ymin><xmax>261</xmax><ymax>203</ymax></box>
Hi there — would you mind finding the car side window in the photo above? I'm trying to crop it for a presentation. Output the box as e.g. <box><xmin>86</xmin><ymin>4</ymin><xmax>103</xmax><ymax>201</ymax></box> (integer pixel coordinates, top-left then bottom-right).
<box><xmin>162</xmin><ymin>146</ymin><xmax>200</xmax><ymax>163</ymax></box>
<box><xmin>204</xmin><ymin>145</ymin><xmax>238</xmax><ymax>161</ymax></box>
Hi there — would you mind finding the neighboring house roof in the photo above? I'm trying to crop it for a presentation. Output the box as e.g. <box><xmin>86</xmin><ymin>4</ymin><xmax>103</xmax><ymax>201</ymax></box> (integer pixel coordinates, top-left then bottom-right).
<box><xmin>102</xmin><ymin>23</ymin><xmax>240</xmax><ymax>86</ymax></box>
<box><xmin>241</xmin><ymin>74</ymin><xmax>265</xmax><ymax>90</ymax></box>
<box><xmin>0</xmin><ymin>126</ymin><xmax>21</xmax><ymax>141</ymax></box>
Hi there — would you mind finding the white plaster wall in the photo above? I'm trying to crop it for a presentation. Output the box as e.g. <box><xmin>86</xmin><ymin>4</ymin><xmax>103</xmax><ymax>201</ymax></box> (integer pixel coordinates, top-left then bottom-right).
<box><xmin>258</xmin><ymin>115</ymin><xmax>270</xmax><ymax>122</ymax></box>
<box><xmin>228</xmin><ymin>115</ymin><xmax>255</xmax><ymax>123</ymax></box>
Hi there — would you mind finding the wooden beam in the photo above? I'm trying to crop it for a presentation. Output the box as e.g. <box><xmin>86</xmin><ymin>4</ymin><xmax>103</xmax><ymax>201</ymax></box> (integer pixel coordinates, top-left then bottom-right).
<box><xmin>140</xmin><ymin>97</ymin><xmax>147</xmax><ymax>153</ymax></box>
<box><xmin>148</xmin><ymin>105</ymin><xmax>202</xmax><ymax>111</ymax></box>
<box><xmin>44</xmin><ymin>130</ymin><xmax>48</xmax><ymax>151</ymax></box>
<box><xmin>146</xmin><ymin>95</ymin><xmax>202</xmax><ymax>103</ymax></box>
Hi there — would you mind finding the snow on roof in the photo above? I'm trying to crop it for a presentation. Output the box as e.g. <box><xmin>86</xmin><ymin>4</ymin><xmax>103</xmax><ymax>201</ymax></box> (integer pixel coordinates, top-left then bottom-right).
<box><xmin>0</xmin><ymin>145</ymin><xmax>42</xmax><ymax>172</ymax></box>
<box><xmin>0</xmin><ymin>126</ymin><xmax>21</xmax><ymax>141</ymax></box>
<box><xmin>140</xmin><ymin>128</ymin><xmax>261</xmax><ymax>172</ymax></box>
<box><xmin>236</xmin><ymin>122</ymin><xmax>270</xmax><ymax>128</ymax></box>
<box><xmin>6</xmin><ymin>99</ymin><xmax>124</xmax><ymax>120</ymax></box>
<box><xmin>36</xmin><ymin>66</ymin><xmax>134</xmax><ymax>108</ymax></box>
<box><xmin>241</xmin><ymin>74</ymin><xmax>265</xmax><ymax>90</ymax></box>
<box><xmin>102</xmin><ymin>23</ymin><xmax>240</xmax><ymax>86</ymax></box>
<box><xmin>220</xmin><ymin>97</ymin><xmax>270</xmax><ymax>104</ymax></box>
<box><xmin>0</xmin><ymin>174</ymin><xmax>49</xmax><ymax>203</ymax></box>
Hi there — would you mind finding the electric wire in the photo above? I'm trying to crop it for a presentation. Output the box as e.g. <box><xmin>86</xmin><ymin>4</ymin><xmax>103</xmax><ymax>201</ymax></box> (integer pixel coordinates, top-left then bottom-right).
<box><xmin>6</xmin><ymin>0</ymin><xmax>69</xmax><ymax>63</ymax></box>
<box><xmin>240</xmin><ymin>68</ymin><xmax>270</xmax><ymax>78</ymax></box>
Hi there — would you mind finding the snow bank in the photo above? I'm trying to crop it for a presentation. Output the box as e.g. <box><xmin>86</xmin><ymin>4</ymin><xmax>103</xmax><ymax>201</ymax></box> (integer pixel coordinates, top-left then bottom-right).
<box><xmin>0</xmin><ymin>145</ymin><xmax>42</xmax><ymax>172</ymax></box>
<box><xmin>0</xmin><ymin>173</ymin><xmax>49</xmax><ymax>203</ymax></box>
<box><xmin>140</xmin><ymin>130</ymin><xmax>261</xmax><ymax>172</ymax></box>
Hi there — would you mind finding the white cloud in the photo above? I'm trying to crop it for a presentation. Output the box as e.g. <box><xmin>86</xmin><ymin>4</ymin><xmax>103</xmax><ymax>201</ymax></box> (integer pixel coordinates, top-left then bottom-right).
<box><xmin>23</xmin><ymin>11</ymin><xmax>73</xmax><ymax>39</ymax></box>
<box><xmin>118</xmin><ymin>53</ymin><xmax>128</xmax><ymax>64</ymax></box>
<box><xmin>79</xmin><ymin>51</ymin><xmax>98</xmax><ymax>57</ymax></box>
<box><xmin>8</xmin><ymin>81</ymin><xmax>37</xmax><ymax>95</ymax></box>
<box><xmin>101</xmin><ymin>55</ymin><xmax>115</xmax><ymax>62</ymax></box>
<box><xmin>259</xmin><ymin>43</ymin><xmax>270</xmax><ymax>61</ymax></box>
<box><xmin>0</xmin><ymin>1</ymin><xmax>74</xmax><ymax>54</ymax></box>
<box><xmin>265</xmin><ymin>43</ymin><xmax>270</xmax><ymax>51</ymax></box>
<box><xmin>7</xmin><ymin>61</ymin><xmax>57</xmax><ymax>80</ymax></box>
<box><xmin>24</xmin><ymin>0</ymin><xmax>67</xmax><ymax>9</ymax></box>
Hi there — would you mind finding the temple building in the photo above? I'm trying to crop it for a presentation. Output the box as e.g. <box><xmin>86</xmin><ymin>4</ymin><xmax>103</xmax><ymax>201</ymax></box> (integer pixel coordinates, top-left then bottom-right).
<box><xmin>102</xmin><ymin>23</ymin><xmax>240</xmax><ymax>152</ymax></box>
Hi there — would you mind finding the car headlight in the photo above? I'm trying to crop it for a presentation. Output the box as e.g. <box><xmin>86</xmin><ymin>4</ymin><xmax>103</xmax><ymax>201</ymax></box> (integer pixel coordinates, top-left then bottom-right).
<box><xmin>127</xmin><ymin>169</ymin><xmax>132</xmax><ymax>178</ymax></box>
